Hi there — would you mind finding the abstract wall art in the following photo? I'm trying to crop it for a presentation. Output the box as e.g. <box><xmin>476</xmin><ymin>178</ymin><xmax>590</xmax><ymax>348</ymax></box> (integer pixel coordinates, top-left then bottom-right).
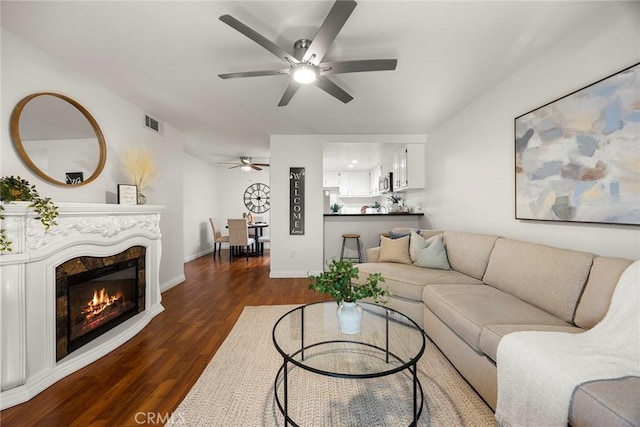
<box><xmin>515</xmin><ymin>62</ymin><xmax>640</xmax><ymax>225</ymax></box>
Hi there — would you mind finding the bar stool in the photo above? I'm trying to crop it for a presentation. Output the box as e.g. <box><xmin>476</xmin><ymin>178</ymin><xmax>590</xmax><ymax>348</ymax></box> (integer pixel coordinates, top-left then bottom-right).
<box><xmin>340</xmin><ymin>233</ymin><xmax>363</xmax><ymax>263</ymax></box>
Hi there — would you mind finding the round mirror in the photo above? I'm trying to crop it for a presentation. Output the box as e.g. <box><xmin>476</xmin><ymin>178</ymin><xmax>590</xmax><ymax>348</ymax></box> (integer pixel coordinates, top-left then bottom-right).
<box><xmin>10</xmin><ymin>93</ymin><xmax>106</xmax><ymax>186</ymax></box>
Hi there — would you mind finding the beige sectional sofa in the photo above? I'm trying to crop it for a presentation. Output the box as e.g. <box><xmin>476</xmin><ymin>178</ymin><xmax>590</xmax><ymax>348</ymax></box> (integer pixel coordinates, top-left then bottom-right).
<box><xmin>356</xmin><ymin>229</ymin><xmax>638</xmax><ymax>426</ymax></box>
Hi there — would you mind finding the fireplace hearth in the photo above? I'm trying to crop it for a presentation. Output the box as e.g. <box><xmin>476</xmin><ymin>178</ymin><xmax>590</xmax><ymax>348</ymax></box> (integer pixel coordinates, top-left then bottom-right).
<box><xmin>56</xmin><ymin>246</ymin><xmax>146</xmax><ymax>361</ymax></box>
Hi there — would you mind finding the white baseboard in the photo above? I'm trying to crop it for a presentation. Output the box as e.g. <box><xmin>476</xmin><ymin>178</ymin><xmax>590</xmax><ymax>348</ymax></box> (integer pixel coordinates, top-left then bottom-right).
<box><xmin>269</xmin><ymin>271</ymin><xmax>317</xmax><ymax>278</ymax></box>
<box><xmin>183</xmin><ymin>249</ymin><xmax>213</xmax><ymax>263</ymax></box>
<box><xmin>160</xmin><ymin>274</ymin><xmax>186</xmax><ymax>292</ymax></box>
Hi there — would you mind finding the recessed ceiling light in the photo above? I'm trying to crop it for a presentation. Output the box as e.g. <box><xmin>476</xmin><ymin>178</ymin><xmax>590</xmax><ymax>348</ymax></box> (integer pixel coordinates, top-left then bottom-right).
<box><xmin>348</xmin><ymin>164</ymin><xmax>354</xmax><ymax>168</ymax></box>
<box><xmin>351</xmin><ymin>160</ymin><xmax>358</xmax><ymax>164</ymax></box>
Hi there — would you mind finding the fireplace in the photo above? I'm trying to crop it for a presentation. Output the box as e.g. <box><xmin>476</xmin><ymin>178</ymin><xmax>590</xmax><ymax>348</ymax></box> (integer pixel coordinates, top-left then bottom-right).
<box><xmin>1</xmin><ymin>202</ymin><xmax>164</xmax><ymax>409</ymax></box>
<box><xmin>56</xmin><ymin>246</ymin><xmax>146</xmax><ymax>361</ymax></box>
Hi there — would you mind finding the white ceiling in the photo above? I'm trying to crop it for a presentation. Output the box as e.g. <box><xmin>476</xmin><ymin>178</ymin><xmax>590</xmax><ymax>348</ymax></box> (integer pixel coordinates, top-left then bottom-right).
<box><xmin>1</xmin><ymin>1</ymin><xmax>620</xmax><ymax>168</ymax></box>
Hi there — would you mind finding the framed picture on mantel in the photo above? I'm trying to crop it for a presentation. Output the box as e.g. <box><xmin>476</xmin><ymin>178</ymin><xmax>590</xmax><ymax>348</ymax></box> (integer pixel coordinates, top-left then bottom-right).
<box><xmin>117</xmin><ymin>184</ymin><xmax>138</xmax><ymax>205</ymax></box>
<box><xmin>515</xmin><ymin>62</ymin><xmax>640</xmax><ymax>226</ymax></box>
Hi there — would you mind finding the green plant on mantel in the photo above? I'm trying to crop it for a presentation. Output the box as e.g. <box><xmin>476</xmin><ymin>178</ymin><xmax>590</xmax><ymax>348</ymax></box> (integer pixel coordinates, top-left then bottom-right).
<box><xmin>308</xmin><ymin>259</ymin><xmax>389</xmax><ymax>304</ymax></box>
<box><xmin>0</xmin><ymin>176</ymin><xmax>59</xmax><ymax>252</ymax></box>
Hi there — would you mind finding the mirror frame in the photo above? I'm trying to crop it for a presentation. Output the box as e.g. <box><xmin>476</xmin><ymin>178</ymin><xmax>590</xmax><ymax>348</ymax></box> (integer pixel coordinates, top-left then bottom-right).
<box><xmin>10</xmin><ymin>92</ymin><xmax>107</xmax><ymax>186</ymax></box>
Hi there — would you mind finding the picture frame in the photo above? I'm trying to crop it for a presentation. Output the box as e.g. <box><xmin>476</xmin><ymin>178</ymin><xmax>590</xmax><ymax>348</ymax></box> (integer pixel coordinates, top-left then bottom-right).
<box><xmin>289</xmin><ymin>167</ymin><xmax>305</xmax><ymax>235</ymax></box>
<box><xmin>65</xmin><ymin>172</ymin><xmax>84</xmax><ymax>185</ymax></box>
<box><xmin>515</xmin><ymin>62</ymin><xmax>640</xmax><ymax>226</ymax></box>
<box><xmin>117</xmin><ymin>184</ymin><xmax>138</xmax><ymax>205</ymax></box>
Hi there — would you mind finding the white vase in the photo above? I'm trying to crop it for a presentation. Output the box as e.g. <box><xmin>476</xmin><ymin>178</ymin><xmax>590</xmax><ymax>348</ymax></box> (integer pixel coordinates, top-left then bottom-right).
<box><xmin>337</xmin><ymin>301</ymin><xmax>363</xmax><ymax>334</ymax></box>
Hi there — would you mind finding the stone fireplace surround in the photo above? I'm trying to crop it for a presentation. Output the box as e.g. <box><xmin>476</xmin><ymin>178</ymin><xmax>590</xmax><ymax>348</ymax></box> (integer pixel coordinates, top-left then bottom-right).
<box><xmin>0</xmin><ymin>203</ymin><xmax>164</xmax><ymax>410</ymax></box>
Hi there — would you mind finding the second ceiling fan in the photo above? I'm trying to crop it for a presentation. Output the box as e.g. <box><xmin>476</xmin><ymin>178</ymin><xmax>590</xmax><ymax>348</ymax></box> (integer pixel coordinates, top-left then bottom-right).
<box><xmin>218</xmin><ymin>0</ymin><xmax>397</xmax><ymax>106</ymax></box>
<box><xmin>219</xmin><ymin>156</ymin><xmax>269</xmax><ymax>171</ymax></box>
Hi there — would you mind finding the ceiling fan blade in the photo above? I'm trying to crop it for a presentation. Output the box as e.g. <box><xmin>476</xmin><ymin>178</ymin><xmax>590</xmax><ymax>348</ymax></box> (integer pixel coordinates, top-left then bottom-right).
<box><xmin>314</xmin><ymin>76</ymin><xmax>353</xmax><ymax>103</ymax></box>
<box><xmin>228</xmin><ymin>165</ymin><xmax>243</xmax><ymax>169</ymax></box>
<box><xmin>302</xmin><ymin>0</ymin><xmax>357</xmax><ymax>65</ymax></box>
<box><xmin>278</xmin><ymin>79</ymin><xmax>301</xmax><ymax>107</ymax></box>
<box><xmin>252</xmin><ymin>163</ymin><xmax>270</xmax><ymax>167</ymax></box>
<box><xmin>219</xmin><ymin>15</ymin><xmax>298</xmax><ymax>64</ymax></box>
<box><xmin>250</xmin><ymin>165</ymin><xmax>263</xmax><ymax>171</ymax></box>
<box><xmin>218</xmin><ymin>69</ymin><xmax>289</xmax><ymax>79</ymax></box>
<box><xmin>320</xmin><ymin>59</ymin><xmax>397</xmax><ymax>74</ymax></box>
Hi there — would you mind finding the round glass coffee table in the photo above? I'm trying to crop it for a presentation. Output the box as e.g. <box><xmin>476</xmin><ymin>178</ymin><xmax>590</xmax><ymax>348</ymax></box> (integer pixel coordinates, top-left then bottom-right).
<box><xmin>272</xmin><ymin>301</ymin><xmax>425</xmax><ymax>426</ymax></box>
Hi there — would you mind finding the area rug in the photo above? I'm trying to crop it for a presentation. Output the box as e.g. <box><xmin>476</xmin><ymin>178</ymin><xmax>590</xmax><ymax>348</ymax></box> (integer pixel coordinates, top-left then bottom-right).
<box><xmin>167</xmin><ymin>305</ymin><xmax>495</xmax><ymax>426</ymax></box>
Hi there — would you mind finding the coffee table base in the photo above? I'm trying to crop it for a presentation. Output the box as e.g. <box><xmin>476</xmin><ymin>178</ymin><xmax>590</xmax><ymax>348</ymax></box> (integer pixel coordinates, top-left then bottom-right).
<box><xmin>274</xmin><ymin>342</ymin><xmax>424</xmax><ymax>427</ymax></box>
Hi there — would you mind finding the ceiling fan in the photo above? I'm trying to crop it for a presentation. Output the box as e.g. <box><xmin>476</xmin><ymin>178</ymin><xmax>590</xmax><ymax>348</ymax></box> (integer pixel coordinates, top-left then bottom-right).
<box><xmin>218</xmin><ymin>0</ymin><xmax>397</xmax><ymax>106</ymax></box>
<box><xmin>218</xmin><ymin>156</ymin><xmax>270</xmax><ymax>171</ymax></box>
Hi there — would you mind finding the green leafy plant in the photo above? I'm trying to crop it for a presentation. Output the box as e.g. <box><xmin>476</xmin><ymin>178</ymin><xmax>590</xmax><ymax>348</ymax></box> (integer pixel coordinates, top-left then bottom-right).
<box><xmin>308</xmin><ymin>259</ymin><xmax>389</xmax><ymax>304</ymax></box>
<box><xmin>330</xmin><ymin>203</ymin><xmax>342</xmax><ymax>213</ymax></box>
<box><xmin>0</xmin><ymin>176</ymin><xmax>59</xmax><ymax>252</ymax></box>
<box><xmin>388</xmin><ymin>192</ymin><xmax>403</xmax><ymax>204</ymax></box>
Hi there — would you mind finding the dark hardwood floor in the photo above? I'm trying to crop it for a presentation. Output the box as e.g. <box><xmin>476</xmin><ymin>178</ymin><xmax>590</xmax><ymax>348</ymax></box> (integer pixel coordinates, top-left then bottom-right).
<box><xmin>0</xmin><ymin>251</ymin><xmax>330</xmax><ymax>427</ymax></box>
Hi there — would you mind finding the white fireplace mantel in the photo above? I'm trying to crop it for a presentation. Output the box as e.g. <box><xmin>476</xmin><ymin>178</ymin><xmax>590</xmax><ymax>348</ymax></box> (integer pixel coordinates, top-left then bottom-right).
<box><xmin>0</xmin><ymin>202</ymin><xmax>165</xmax><ymax>410</ymax></box>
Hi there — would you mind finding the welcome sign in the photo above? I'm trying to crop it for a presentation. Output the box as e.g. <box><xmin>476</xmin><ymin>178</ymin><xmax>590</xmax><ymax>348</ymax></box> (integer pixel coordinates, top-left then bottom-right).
<box><xmin>290</xmin><ymin>167</ymin><xmax>305</xmax><ymax>235</ymax></box>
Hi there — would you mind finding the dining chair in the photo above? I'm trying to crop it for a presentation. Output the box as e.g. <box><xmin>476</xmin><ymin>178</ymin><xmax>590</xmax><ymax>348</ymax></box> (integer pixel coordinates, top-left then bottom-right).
<box><xmin>227</xmin><ymin>218</ymin><xmax>255</xmax><ymax>261</ymax></box>
<box><xmin>209</xmin><ymin>217</ymin><xmax>229</xmax><ymax>258</ymax></box>
<box><xmin>257</xmin><ymin>234</ymin><xmax>270</xmax><ymax>256</ymax></box>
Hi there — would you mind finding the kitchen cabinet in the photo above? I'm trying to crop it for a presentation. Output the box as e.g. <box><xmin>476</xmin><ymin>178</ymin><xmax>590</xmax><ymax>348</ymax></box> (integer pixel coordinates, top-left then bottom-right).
<box><xmin>339</xmin><ymin>171</ymin><xmax>371</xmax><ymax>197</ymax></box>
<box><xmin>392</xmin><ymin>144</ymin><xmax>425</xmax><ymax>191</ymax></box>
<box><xmin>323</xmin><ymin>172</ymin><xmax>340</xmax><ymax>187</ymax></box>
<box><xmin>370</xmin><ymin>165</ymin><xmax>382</xmax><ymax>195</ymax></box>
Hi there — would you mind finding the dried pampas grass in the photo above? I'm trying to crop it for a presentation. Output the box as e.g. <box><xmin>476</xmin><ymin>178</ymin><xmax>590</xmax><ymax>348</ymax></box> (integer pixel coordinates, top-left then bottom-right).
<box><xmin>121</xmin><ymin>147</ymin><xmax>158</xmax><ymax>191</ymax></box>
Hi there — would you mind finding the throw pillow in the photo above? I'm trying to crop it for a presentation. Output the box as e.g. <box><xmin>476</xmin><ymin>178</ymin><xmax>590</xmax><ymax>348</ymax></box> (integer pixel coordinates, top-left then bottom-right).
<box><xmin>415</xmin><ymin>235</ymin><xmax>451</xmax><ymax>270</ymax></box>
<box><xmin>378</xmin><ymin>235</ymin><xmax>411</xmax><ymax>264</ymax></box>
<box><xmin>389</xmin><ymin>231</ymin><xmax>411</xmax><ymax>239</ymax></box>
<box><xmin>408</xmin><ymin>231</ymin><xmax>434</xmax><ymax>262</ymax></box>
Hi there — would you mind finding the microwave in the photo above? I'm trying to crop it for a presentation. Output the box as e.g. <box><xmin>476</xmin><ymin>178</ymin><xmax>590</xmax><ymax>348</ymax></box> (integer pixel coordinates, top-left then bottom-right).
<box><xmin>379</xmin><ymin>172</ymin><xmax>393</xmax><ymax>194</ymax></box>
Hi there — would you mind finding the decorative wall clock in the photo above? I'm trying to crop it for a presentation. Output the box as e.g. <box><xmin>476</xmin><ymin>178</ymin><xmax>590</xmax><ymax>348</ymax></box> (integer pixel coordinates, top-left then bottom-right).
<box><xmin>244</xmin><ymin>183</ymin><xmax>270</xmax><ymax>213</ymax></box>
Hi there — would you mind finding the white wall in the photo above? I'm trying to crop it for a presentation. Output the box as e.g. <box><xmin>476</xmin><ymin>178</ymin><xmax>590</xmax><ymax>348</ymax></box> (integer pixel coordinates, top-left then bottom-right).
<box><xmin>1</xmin><ymin>30</ymin><xmax>186</xmax><ymax>287</ymax></box>
<box><xmin>182</xmin><ymin>155</ymin><xmax>271</xmax><ymax>262</ymax></box>
<box><xmin>424</xmin><ymin>3</ymin><xmax>640</xmax><ymax>260</ymax></box>
<box><xmin>183</xmin><ymin>153</ymin><xmax>218</xmax><ymax>261</ymax></box>
<box><xmin>214</xmin><ymin>166</ymin><xmax>271</xmax><ymax>230</ymax></box>
<box><xmin>270</xmin><ymin>136</ymin><xmax>325</xmax><ymax>277</ymax></box>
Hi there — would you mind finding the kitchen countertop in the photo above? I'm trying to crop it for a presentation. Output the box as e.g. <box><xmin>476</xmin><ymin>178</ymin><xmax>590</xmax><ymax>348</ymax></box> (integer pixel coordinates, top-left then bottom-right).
<box><xmin>324</xmin><ymin>212</ymin><xmax>424</xmax><ymax>216</ymax></box>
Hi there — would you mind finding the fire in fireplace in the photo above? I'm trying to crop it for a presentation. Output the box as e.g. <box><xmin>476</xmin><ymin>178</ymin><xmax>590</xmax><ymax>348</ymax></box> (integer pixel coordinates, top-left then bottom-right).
<box><xmin>56</xmin><ymin>247</ymin><xmax>146</xmax><ymax>361</ymax></box>
<box><xmin>67</xmin><ymin>261</ymin><xmax>138</xmax><ymax>347</ymax></box>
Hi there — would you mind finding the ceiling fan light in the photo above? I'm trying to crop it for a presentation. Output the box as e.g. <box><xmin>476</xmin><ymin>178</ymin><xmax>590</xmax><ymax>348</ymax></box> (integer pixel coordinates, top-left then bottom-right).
<box><xmin>241</xmin><ymin>165</ymin><xmax>252</xmax><ymax>171</ymax></box>
<box><xmin>292</xmin><ymin>65</ymin><xmax>316</xmax><ymax>84</ymax></box>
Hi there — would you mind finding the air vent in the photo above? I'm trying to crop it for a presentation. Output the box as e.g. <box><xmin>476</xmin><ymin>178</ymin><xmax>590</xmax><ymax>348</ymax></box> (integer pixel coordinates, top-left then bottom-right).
<box><xmin>144</xmin><ymin>114</ymin><xmax>162</xmax><ymax>134</ymax></box>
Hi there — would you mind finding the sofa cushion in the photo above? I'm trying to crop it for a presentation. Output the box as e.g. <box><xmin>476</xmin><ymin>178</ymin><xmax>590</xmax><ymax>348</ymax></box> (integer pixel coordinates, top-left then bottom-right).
<box><xmin>415</xmin><ymin>235</ymin><xmax>451</xmax><ymax>270</ymax></box>
<box><xmin>357</xmin><ymin>262</ymin><xmax>482</xmax><ymax>301</ymax></box>
<box><xmin>570</xmin><ymin>377</ymin><xmax>640</xmax><ymax>427</ymax></box>
<box><xmin>574</xmin><ymin>257</ymin><xmax>633</xmax><ymax>329</ymax></box>
<box><xmin>442</xmin><ymin>231</ymin><xmax>499</xmax><ymax>280</ymax></box>
<box><xmin>479</xmin><ymin>324</ymin><xmax>583</xmax><ymax>362</ymax></box>
<box><xmin>378</xmin><ymin>235</ymin><xmax>411</xmax><ymax>264</ymax></box>
<box><xmin>483</xmin><ymin>238</ymin><xmax>594</xmax><ymax>323</ymax></box>
<box><xmin>422</xmin><ymin>284</ymin><xmax>571</xmax><ymax>352</ymax></box>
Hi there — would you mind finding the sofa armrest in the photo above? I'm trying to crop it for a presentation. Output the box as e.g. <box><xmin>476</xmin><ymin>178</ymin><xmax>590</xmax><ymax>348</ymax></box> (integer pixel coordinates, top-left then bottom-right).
<box><xmin>367</xmin><ymin>247</ymin><xmax>381</xmax><ymax>263</ymax></box>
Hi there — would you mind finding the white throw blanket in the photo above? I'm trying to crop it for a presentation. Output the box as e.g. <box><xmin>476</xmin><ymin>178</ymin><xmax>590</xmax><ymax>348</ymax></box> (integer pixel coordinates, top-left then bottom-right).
<box><xmin>495</xmin><ymin>260</ymin><xmax>640</xmax><ymax>427</ymax></box>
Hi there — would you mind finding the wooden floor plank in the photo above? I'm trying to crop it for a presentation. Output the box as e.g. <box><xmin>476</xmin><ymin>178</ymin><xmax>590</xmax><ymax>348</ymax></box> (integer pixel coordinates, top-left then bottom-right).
<box><xmin>0</xmin><ymin>251</ymin><xmax>330</xmax><ymax>426</ymax></box>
